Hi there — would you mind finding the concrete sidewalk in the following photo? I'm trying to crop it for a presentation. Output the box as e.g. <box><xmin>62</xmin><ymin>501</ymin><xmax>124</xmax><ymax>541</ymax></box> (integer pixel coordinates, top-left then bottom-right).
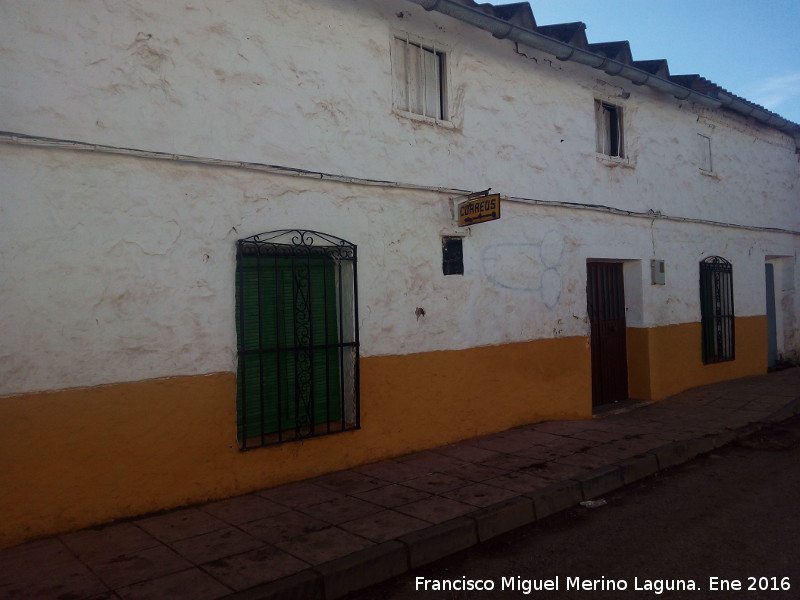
<box><xmin>2</xmin><ymin>369</ymin><xmax>799</xmax><ymax>600</ymax></box>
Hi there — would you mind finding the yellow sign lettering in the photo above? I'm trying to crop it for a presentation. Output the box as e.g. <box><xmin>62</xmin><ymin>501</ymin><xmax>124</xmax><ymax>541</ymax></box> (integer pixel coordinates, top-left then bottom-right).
<box><xmin>457</xmin><ymin>193</ymin><xmax>501</xmax><ymax>227</ymax></box>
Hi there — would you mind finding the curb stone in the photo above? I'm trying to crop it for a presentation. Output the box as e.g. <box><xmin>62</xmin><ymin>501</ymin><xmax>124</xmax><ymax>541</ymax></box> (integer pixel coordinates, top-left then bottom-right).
<box><xmin>614</xmin><ymin>453</ymin><xmax>659</xmax><ymax>484</ymax></box>
<box><xmin>525</xmin><ymin>479</ymin><xmax>583</xmax><ymax>520</ymax></box>
<box><xmin>314</xmin><ymin>541</ymin><xmax>408</xmax><ymax>600</ymax></box>
<box><xmin>469</xmin><ymin>496</ymin><xmax>536</xmax><ymax>542</ymax></box>
<box><xmin>223</xmin><ymin>570</ymin><xmax>322</xmax><ymax>600</ymax></box>
<box><xmin>685</xmin><ymin>435</ymin><xmax>721</xmax><ymax>457</ymax></box>
<box><xmin>398</xmin><ymin>516</ymin><xmax>478</xmax><ymax>570</ymax></box>
<box><xmin>709</xmin><ymin>430</ymin><xmax>738</xmax><ymax>449</ymax></box>
<box><xmin>734</xmin><ymin>422</ymin><xmax>765</xmax><ymax>439</ymax></box>
<box><xmin>762</xmin><ymin>397</ymin><xmax>800</xmax><ymax>423</ymax></box>
<box><xmin>574</xmin><ymin>465</ymin><xmax>626</xmax><ymax>500</ymax></box>
<box><xmin>650</xmin><ymin>440</ymin><xmax>699</xmax><ymax>470</ymax></box>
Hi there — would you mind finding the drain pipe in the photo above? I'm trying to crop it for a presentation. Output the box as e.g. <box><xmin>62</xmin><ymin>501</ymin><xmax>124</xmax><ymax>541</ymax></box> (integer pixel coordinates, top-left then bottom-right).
<box><xmin>407</xmin><ymin>0</ymin><xmax>800</xmax><ymax>149</ymax></box>
<box><xmin>717</xmin><ymin>90</ymin><xmax>797</xmax><ymax>132</ymax></box>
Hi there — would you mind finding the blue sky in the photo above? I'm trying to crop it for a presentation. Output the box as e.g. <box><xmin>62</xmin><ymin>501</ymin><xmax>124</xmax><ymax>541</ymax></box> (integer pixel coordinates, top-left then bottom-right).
<box><xmin>493</xmin><ymin>0</ymin><xmax>800</xmax><ymax>124</ymax></box>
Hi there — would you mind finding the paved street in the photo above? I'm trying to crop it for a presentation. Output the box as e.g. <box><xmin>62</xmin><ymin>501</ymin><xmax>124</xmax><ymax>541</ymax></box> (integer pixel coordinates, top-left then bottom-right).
<box><xmin>345</xmin><ymin>414</ymin><xmax>800</xmax><ymax>600</ymax></box>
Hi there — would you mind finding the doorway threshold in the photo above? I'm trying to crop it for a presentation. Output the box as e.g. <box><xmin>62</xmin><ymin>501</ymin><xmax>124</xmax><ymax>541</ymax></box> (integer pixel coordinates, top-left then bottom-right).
<box><xmin>593</xmin><ymin>398</ymin><xmax>651</xmax><ymax>417</ymax></box>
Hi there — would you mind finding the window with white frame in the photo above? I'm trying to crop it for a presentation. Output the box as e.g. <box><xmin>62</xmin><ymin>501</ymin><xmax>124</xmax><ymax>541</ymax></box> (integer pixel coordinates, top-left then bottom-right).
<box><xmin>392</xmin><ymin>35</ymin><xmax>447</xmax><ymax>121</ymax></box>
<box><xmin>595</xmin><ymin>100</ymin><xmax>624</xmax><ymax>158</ymax></box>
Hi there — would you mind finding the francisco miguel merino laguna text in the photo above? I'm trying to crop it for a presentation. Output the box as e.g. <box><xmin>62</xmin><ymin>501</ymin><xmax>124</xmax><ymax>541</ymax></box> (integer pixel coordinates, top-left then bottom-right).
<box><xmin>415</xmin><ymin>575</ymin><xmax>702</xmax><ymax>594</ymax></box>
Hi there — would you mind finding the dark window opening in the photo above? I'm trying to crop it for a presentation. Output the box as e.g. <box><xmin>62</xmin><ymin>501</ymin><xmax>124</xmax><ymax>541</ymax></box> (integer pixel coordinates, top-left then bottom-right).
<box><xmin>442</xmin><ymin>237</ymin><xmax>464</xmax><ymax>275</ymax></box>
<box><xmin>596</xmin><ymin>100</ymin><xmax>624</xmax><ymax>158</ymax></box>
<box><xmin>700</xmin><ymin>256</ymin><xmax>735</xmax><ymax>364</ymax></box>
<box><xmin>236</xmin><ymin>230</ymin><xmax>359</xmax><ymax>449</ymax></box>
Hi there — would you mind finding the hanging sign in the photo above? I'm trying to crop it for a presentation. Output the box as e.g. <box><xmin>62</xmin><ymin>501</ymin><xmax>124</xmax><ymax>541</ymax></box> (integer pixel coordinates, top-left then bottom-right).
<box><xmin>458</xmin><ymin>193</ymin><xmax>501</xmax><ymax>227</ymax></box>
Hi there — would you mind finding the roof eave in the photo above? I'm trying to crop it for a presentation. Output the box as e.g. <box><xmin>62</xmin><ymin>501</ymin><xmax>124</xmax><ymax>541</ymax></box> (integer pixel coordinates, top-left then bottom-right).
<box><xmin>405</xmin><ymin>0</ymin><xmax>800</xmax><ymax>148</ymax></box>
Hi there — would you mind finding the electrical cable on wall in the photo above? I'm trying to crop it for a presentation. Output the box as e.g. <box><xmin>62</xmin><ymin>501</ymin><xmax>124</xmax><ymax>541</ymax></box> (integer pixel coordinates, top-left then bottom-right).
<box><xmin>2</xmin><ymin>130</ymin><xmax>798</xmax><ymax>237</ymax></box>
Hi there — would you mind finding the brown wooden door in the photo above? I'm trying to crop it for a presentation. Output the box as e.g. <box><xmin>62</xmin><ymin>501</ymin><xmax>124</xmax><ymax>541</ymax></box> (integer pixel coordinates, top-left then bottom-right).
<box><xmin>587</xmin><ymin>262</ymin><xmax>628</xmax><ymax>407</ymax></box>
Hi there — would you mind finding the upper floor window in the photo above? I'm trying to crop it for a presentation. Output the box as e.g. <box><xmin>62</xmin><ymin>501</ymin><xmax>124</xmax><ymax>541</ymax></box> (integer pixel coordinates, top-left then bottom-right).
<box><xmin>392</xmin><ymin>35</ymin><xmax>447</xmax><ymax>121</ymax></box>
<box><xmin>698</xmin><ymin>133</ymin><xmax>713</xmax><ymax>173</ymax></box>
<box><xmin>595</xmin><ymin>100</ymin><xmax>624</xmax><ymax>158</ymax></box>
<box><xmin>699</xmin><ymin>256</ymin><xmax>735</xmax><ymax>364</ymax></box>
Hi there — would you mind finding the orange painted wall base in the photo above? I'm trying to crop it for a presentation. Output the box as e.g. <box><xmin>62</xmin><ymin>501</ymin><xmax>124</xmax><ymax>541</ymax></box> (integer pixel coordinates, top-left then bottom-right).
<box><xmin>627</xmin><ymin>316</ymin><xmax>768</xmax><ymax>401</ymax></box>
<box><xmin>0</xmin><ymin>318</ymin><xmax>769</xmax><ymax>549</ymax></box>
<box><xmin>0</xmin><ymin>336</ymin><xmax>591</xmax><ymax>549</ymax></box>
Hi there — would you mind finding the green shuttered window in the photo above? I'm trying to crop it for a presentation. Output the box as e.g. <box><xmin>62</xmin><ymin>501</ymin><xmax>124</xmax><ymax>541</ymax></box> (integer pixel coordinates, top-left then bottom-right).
<box><xmin>236</xmin><ymin>231</ymin><xmax>359</xmax><ymax>449</ymax></box>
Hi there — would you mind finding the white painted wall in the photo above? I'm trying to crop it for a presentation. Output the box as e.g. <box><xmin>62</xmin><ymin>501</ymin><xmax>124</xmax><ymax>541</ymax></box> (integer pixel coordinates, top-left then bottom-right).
<box><xmin>1</xmin><ymin>0</ymin><xmax>797</xmax><ymax>228</ymax></box>
<box><xmin>1</xmin><ymin>0</ymin><xmax>798</xmax><ymax>395</ymax></box>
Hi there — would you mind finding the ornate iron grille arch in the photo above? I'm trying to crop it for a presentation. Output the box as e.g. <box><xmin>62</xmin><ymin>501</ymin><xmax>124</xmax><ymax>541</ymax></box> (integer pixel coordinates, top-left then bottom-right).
<box><xmin>699</xmin><ymin>256</ymin><xmax>735</xmax><ymax>364</ymax></box>
<box><xmin>235</xmin><ymin>230</ymin><xmax>359</xmax><ymax>449</ymax></box>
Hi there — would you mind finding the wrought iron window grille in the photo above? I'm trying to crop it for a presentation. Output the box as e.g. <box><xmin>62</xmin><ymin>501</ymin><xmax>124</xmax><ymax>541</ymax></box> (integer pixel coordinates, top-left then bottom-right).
<box><xmin>235</xmin><ymin>230</ymin><xmax>359</xmax><ymax>449</ymax></box>
<box><xmin>700</xmin><ymin>256</ymin><xmax>735</xmax><ymax>364</ymax></box>
<box><xmin>393</xmin><ymin>34</ymin><xmax>447</xmax><ymax>121</ymax></box>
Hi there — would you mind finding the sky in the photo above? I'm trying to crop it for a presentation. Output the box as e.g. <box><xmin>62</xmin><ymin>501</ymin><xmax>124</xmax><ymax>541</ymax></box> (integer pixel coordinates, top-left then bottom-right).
<box><xmin>492</xmin><ymin>0</ymin><xmax>800</xmax><ymax>124</ymax></box>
